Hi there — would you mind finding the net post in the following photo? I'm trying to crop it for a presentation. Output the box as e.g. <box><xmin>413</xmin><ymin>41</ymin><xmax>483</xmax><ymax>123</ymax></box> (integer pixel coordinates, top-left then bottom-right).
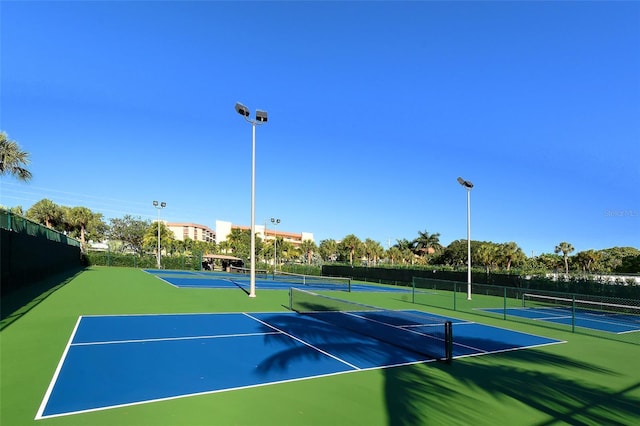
<box><xmin>411</xmin><ymin>277</ymin><xmax>415</xmax><ymax>304</ymax></box>
<box><xmin>445</xmin><ymin>321</ymin><xmax>453</xmax><ymax>364</ymax></box>
<box><xmin>453</xmin><ymin>282</ymin><xmax>457</xmax><ymax>311</ymax></box>
<box><xmin>571</xmin><ymin>294</ymin><xmax>576</xmax><ymax>333</ymax></box>
<box><xmin>503</xmin><ymin>286</ymin><xmax>507</xmax><ymax>320</ymax></box>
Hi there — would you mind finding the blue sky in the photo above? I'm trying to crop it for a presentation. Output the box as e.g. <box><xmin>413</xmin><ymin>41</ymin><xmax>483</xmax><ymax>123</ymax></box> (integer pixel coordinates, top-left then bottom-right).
<box><xmin>1</xmin><ymin>1</ymin><xmax>638</xmax><ymax>256</ymax></box>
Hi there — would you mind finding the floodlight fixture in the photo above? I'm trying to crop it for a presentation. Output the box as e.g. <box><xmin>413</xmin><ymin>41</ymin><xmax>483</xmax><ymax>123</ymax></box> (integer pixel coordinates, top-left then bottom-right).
<box><xmin>458</xmin><ymin>177</ymin><xmax>474</xmax><ymax>189</ymax></box>
<box><xmin>255</xmin><ymin>110</ymin><xmax>268</xmax><ymax>123</ymax></box>
<box><xmin>235</xmin><ymin>102</ymin><xmax>250</xmax><ymax>117</ymax></box>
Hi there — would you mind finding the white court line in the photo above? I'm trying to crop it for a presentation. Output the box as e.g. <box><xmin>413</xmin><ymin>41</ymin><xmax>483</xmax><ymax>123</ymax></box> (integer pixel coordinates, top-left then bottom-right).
<box><xmin>35</xmin><ymin>316</ymin><xmax>83</xmax><ymax>420</ymax></box>
<box><xmin>71</xmin><ymin>331</ymin><xmax>281</xmax><ymax>347</ymax></box>
<box><xmin>243</xmin><ymin>312</ymin><xmax>362</xmax><ymax>370</ymax></box>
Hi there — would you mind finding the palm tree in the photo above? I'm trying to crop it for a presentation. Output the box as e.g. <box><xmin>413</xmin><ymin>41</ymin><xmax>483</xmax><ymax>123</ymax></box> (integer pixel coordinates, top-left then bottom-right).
<box><xmin>26</xmin><ymin>199</ymin><xmax>62</xmax><ymax>228</ymax></box>
<box><xmin>9</xmin><ymin>205</ymin><xmax>24</xmax><ymax>215</ymax></box>
<box><xmin>475</xmin><ymin>243</ymin><xmax>498</xmax><ymax>274</ymax></box>
<box><xmin>0</xmin><ymin>131</ymin><xmax>32</xmax><ymax>181</ymax></box>
<box><xmin>218</xmin><ymin>240</ymin><xmax>230</xmax><ymax>255</ymax></box>
<box><xmin>386</xmin><ymin>246</ymin><xmax>402</xmax><ymax>265</ymax></box>
<box><xmin>340</xmin><ymin>234</ymin><xmax>362</xmax><ymax>266</ymax></box>
<box><xmin>363</xmin><ymin>238</ymin><xmax>384</xmax><ymax>266</ymax></box>
<box><xmin>143</xmin><ymin>221</ymin><xmax>175</xmax><ymax>256</ymax></box>
<box><xmin>412</xmin><ymin>230</ymin><xmax>442</xmax><ymax>257</ymax></box>
<box><xmin>278</xmin><ymin>240</ymin><xmax>297</xmax><ymax>265</ymax></box>
<box><xmin>575</xmin><ymin>249</ymin><xmax>600</xmax><ymax>273</ymax></box>
<box><xmin>393</xmin><ymin>238</ymin><xmax>413</xmax><ymax>252</ymax></box>
<box><xmin>300</xmin><ymin>239</ymin><xmax>317</xmax><ymax>265</ymax></box>
<box><xmin>555</xmin><ymin>242</ymin><xmax>575</xmax><ymax>274</ymax></box>
<box><xmin>400</xmin><ymin>247</ymin><xmax>415</xmax><ymax>264</ymax></box>
<box><xmin>500</xmin><ymin>242</ymin><xmax>524</xmax><ymax>271</ymax></box>
<box><xmin>67</xmin><ymin>206</ymin><xmax>94</xmax><ymax>245</ymax></box>
<box><xmin>318</xmin><ymin>239</ymin><xmax>338</xmax><ymax>262</ymax></box>
<box><xmin>224</xmin><ymin>228</ymin><xmax>251</xmax><ymax>260</ymax></box>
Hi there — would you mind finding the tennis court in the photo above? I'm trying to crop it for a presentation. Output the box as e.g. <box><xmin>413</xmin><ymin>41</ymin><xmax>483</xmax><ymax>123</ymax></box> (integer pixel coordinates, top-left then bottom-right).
<box><xmin>36</xmin><ymin>290</ymin><xmax>562</xmax><ymax>420</ymax></box>
<box><xmin>4</xmin><ymin>267</ymin><xmax>640</xmax><ymax>425</ymax></box>
<box><xmin>144</xmin><ymin>269</ymin><xmax>409</xmax><ymax>293</ymax></box>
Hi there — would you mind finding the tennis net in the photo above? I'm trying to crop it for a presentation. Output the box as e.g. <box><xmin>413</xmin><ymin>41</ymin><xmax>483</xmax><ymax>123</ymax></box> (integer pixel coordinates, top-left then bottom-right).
<box><xmin>290</xmin><ymin>287</ymin><xmax>453</xmax><ymax>362</ymax></box>
<box><xmin>523</xmin><ymin>293</ymin><xmax>640</xmax><ymax>321</ymax></box>
<box><xmin>229</xmin><ymin>266</ymin><xmax>270</xmax><ymax>279</ymax></box>
<box><xmin>274</xmin><ymin>271</ymin><xmax>351</xmax><ymax>292</ymax></box>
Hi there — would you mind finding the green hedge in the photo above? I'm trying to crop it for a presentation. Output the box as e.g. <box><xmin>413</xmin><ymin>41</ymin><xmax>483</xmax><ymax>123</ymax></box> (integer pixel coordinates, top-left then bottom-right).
<box><xmin>85</xmin><ymin>251</ymin><xmax>203</xmax><ymax>271</ymax></box>
<box><xmin>322</xmin><ymin>265</ymin><xmax>640</xmax><ymax>299</ymax></box>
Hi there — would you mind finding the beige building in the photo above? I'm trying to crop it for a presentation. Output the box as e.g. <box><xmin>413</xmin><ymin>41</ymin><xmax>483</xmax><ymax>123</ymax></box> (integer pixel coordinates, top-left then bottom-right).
<box><xmin>165</xmin><ymin>220</ymin><xmax>313</xmax><ymax>249</ymax></box>
<box><xmin>166</xmin><ymin>222</ymin><xmax>216</xmax><ymax>243</ymax></box>
<box><xmin>215</xmin><ymin>220</ymin><xmax>313</xmax><ymax>248</ymax></box>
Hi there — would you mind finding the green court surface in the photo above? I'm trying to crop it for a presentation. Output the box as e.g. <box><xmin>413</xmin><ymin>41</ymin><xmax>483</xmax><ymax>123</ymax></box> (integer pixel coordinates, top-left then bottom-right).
<box><xmin>1</xmin><ymin>267</ymin><xmax>639</xmax><ymax>425</ymax></box>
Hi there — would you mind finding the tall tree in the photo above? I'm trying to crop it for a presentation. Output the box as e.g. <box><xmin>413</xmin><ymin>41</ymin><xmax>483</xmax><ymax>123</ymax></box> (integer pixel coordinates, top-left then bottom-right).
<box><xmin>412</xmin><ymin>230</ymin><xmax>442</xmax><ymax>257</ymax></box>
<box><xmin>500</xmin><ymin>242</ymin><xmax>525</xmax><ymax>271</ymax></box>
<box><xmin>437</xmin><ymin>239</ymin><xmax>468</xmax><ymax>267</ymax></box>
<box><xmin>300</xmin><ymin>239</ymin><xmax>317</xmax><ymax>265</ymax></box>
<box><xmin>0</xmin><ymin>131</ymin><xmax>32</xmax><ymax>181</ymax></box>
<box><xmin>575</xmin><ymin>249</ymin><xmax>601</xmax><ymax>273</ymax></box>
<box><xmin>363</xmin><ymin>238</ymin><xmax>384</xmax><ymax>266</ymax></box>
<box><xmin>475</xmin><ymin>243</ymin><xmax>498</xmax><ymax>274</ymax></box>
<box><xmin>386</xmin><ymin>246</ymin><xmax>402</xmax><ymax>265</ymax></box>
<box><xmin>393</xmin><ymin>238</ymin><xmax>413</xmax><ymax>252</ymax></box>
<box><xmin>598</xmin><ymin>247</ymin><xmax>640</xmax><ymax>273</ymax></box>
<box><xmin>26</xmin><ymin>199</ymin><xmax>62</xmax><ymax>228</ymax></box>
<box><xmin>67</xmin><ymin>206</ymin><xmax>99</xmax><ymax>245</ymax></box>
<box><xmin>107</xmin><ymin>215</ymin><xmax>150</xmax><ymax>256</ymax></box>
<box><xmin>339</xmin><ymin>234</ymin><xmax>362</xmax><ymax>266</ymax></box>
<box><xmin>318</xmin><ymin>239</ymin><xmax>338</xmax><ymax>262</ymax></box>
<box><xmin>143</xmin><ymin>221</ymin><xmax>176</xmax><ymax>256</ymax></box>
<box><xmin>224</xmin><ymin>228</ymin><xmax>253</xmax><ymax>262</ymax></box>
<box><xmin>554</xmin><ymin>242</ymin><xmax>575</xmax><ymax>274</ymax></box>
<box><xmin>279</xmin><ymin>240</ymin><xmax>298</xmax><ymax>264</ymax></box>
<box><xmin>535</xmin><ymin>253</ymin><xmax>564</xmax><ymax>271</ymax></box>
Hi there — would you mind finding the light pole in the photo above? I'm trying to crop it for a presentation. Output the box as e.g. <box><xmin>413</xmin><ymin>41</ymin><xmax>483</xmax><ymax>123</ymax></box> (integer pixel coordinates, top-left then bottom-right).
<box><xmin>457</xmin><ymin>177</ymin><xmax>473</xmax><ymax>300</ymax></box>
<box><xmin>153</xmin><ymin>200</ymin><xmax>166</xmax><ymax>269</ymax></box>
<box><xmin>271</xmin><ymin>217</ymin><xmax>280</xmax><ymax>270</ymax></box>
<box><xmin>235</xmin><ymin>102</ymin><xmax>268</xmax><ymax>298</ymax></box>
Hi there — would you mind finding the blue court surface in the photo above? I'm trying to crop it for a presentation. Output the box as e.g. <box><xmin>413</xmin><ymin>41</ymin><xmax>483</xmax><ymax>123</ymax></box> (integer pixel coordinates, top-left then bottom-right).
<box><xmin>144</xmin><ymin>269</ymin><xmax>410</xmax><ymax>293</ymax></box>
<box><xmin>479</xmin><ymin>306</ymin><xmax>640</xmax><ymax>334</ymax></box>
<box><xmin>36</xmin><ymin>310</ymin><xmax>563</xmax><ymax>419</ymax></box>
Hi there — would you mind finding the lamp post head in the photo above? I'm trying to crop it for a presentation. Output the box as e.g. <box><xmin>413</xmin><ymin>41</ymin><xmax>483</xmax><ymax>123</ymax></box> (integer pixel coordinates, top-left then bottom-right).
<box><xmin>255</xmin><ymin>110</ymin><xmax>268</xmax><ymax>123</ymax></box>
<box><xmin>457</xmin><ymin>177</ymin><xmax>474</xmax><ymax>189</ymax></box>
<box><xmin>153</xmin><ymin>201</ymin><xmax>159</xmax><ymax>207</ymax></box>
<box><xmin>161</xmin><ymin>202</ymin><xmax>166</xmax><ymax>208</ymax></box>
<box><xmin>235</xmin><ymin>102</ymin><xmax>250</xmax><ymax>117</ymax></box>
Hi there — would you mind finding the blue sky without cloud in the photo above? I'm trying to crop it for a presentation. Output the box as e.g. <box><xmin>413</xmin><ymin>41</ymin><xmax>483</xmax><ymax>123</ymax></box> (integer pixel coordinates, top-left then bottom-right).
<box><xmin>1</xmin><ymin>1</ymin><xmax>638</xmax><ymax>256</ymax></box>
